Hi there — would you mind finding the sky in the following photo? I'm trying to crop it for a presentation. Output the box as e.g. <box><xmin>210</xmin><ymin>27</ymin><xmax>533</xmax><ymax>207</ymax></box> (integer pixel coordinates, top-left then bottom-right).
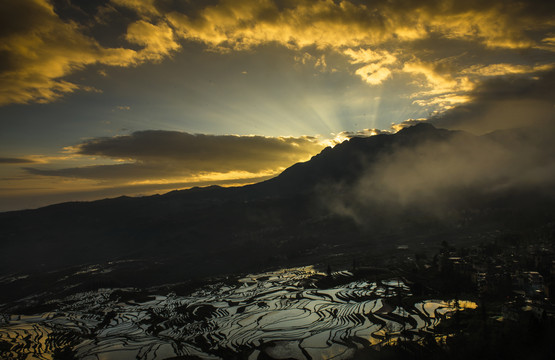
<box><xmin>0</xmin><ymin>0</ymin><xmax>554</xmax><ymax>212</ymax></box>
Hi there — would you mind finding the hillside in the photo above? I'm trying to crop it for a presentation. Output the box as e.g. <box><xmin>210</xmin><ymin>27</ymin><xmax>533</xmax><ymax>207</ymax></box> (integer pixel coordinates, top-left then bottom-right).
<box><xmin>1</xmin><ymin>123</ymin><xmax>554</xmax><ymax>297</ymax></box>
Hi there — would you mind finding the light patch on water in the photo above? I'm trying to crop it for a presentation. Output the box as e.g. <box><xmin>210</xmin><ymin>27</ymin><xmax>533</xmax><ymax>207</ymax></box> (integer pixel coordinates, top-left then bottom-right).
<box><xmin>0</xmin><ymin>266</ymin><xmax>476</xmax><ymax>360</ymax></box>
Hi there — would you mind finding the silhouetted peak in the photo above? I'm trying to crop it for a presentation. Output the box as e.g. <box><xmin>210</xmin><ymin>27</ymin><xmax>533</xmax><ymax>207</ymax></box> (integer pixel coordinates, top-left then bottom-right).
<box><xmin>397</xmin><ymin>122</ymin><xmax>436</xmax><ymax>135</ymax></box>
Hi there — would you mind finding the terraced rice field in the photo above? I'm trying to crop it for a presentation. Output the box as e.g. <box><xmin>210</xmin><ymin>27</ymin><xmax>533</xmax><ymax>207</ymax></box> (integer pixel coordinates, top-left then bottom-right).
<box><xmin>0</xmin><ymin>266</ymin><xmax>475</xmax><ymax>359</ymax></box>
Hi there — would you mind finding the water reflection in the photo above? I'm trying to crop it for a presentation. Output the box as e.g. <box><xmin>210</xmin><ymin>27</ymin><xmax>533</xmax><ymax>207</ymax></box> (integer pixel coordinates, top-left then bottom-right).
<box><xmin>0</xmin><ymin>266</ymin><xmax>476</xmax><ymax>359</ymax></box>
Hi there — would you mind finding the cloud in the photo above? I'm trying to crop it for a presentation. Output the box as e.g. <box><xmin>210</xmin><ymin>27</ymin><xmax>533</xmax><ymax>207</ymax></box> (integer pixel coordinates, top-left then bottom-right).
<box><xmin>345</xmin><ymin>48</ymin><xmax>397</xmax><ymax>85</ymax></box>
<box><xmin>110</xmin><ymin>0</ymin><xmax>160</xmax><ymax>18</ymax></box>
<box><xmin>0</xmin><ymin>0</ymin><xmax>179</xmax><ymax>105</ymax></box>
<box><xmin>24</xmin><ymin>130</ymin><xmax>326</xmax><ymax>181</ymax></box>
<box><xmin>161</xmin><ymin>0</ymin><xmax>554</xmax><ymax>110</ymax></box>
<box><xmin>0</xmin><ymin>157</ymin><xmax>36</xmax><ymax>164</ymax></box>
<box><xmin>293</xmin><ymin>52</ymin><xmax>332</xmax><ymax>72</ymax></box>
<box><xmin>430</xmin><ymin>70</ymin><xmax>555</xmax><ymax>134</ymax></box>
<box><xmin>164</xmin><ymin>0</ymin><xmax>554</xmax><ymax>51</ymax></box>
<box><xmin>411</xmin><ymin>94</ymin><xmax>472</xmax><ymax>111</ymax></box>
<box><xmin>326</xmin><ymin>122</ymin><xmax>555</xmax><ymax>222</ymax></box>
<box><xmin>390</xmin><ymin>119</ymin><xmax>428</xmax><ymax>132</ymax></box>
<box><xmin>1</xmin><ymin>0</ymin><xmax>553</xmax><ymax>106</ymax></box>
<box><xmin>389</xmin><ymin>68</ymin><xmax>554</xmax><ymax>137</ymax></box>
<box><xmin>399</xmin><ymin>58</ymin><xmax>555</xmax><ymax>111</ymax></box>
<box><xmin>125</xmin><ymin>20</ymin><xmax>180</xmax><ymax>61</ymax></box>
<box><xmin>402</xmin><ymin>60</ymin><xmax>475</xmax><ymax>110</ymax></box>
<box><xmin>0</xmin><ymin>0</ymin><xmax>122</xmax><ymax>104</ymax></box>
<box><xmin>330</xmin><ymin>128</ymin><xmax>390</xmax><ymax>144</ymax></box>
<box><xmin>540</xmin><ymin>35</ymin><xmax>555</xmax><ymax>51</ymax></box>
<box><xmin>331</xmin><ymin>68</ymin><xmax>555</xmax><ymax>221</ymax></box>
<box><xmin>403</xmin><ymin>61</ymin><xmax>461</xmax><ymax>92</ymax></box>
<box><xmin>462</xmin><ymin>63</ymin><xmax>554</xmax><ymax>77</ymax></box>
<box><xmin>326</xmin><ymin>64</ymin><xmax>555</xmax><ymax>220</ymax></box>
<box><xmin>377</xmin><ymin>128</ymin><xmax>553</xmax><ymax>202</ymax></box>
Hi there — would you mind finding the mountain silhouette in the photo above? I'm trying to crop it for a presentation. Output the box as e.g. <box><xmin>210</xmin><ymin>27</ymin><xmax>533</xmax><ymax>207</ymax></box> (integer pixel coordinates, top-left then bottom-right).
<box><xmin>255</xmin><ymin>122</ymin><xmax>457</xmax><ymax>194</ymax></box>
<box><xmin>1</xmin><ymin>123</ymin><xmax>554</xmax><ymax>301</ymax></box>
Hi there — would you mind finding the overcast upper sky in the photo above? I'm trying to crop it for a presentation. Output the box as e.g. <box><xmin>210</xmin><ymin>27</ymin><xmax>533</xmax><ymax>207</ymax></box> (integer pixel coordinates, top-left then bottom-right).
<box><xmin>1</xmin><ymin>0</ymin><xmax>554</xmax><ymax>211</ymax></box>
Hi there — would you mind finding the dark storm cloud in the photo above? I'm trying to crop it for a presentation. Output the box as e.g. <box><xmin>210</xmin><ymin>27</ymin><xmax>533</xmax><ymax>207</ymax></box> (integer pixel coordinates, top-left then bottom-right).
<box><xmin>24</xmin><ymin>131</ymin><xmax>325</xmax><ymax>180</ymax></box>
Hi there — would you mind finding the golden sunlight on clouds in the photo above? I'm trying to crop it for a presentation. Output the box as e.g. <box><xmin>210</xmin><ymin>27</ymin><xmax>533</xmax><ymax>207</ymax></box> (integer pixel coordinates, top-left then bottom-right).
<box><xmin>162</xmin><ymin>0</ymin><xmax>552</xmax><ymax>53</ymax></box>
<box><xmin>401</xmin><ymin>60</ymin><xmax>475</xmax><ymax>109</ymax></box>
<box><xmin>2</xmin><ymin>0</ymin><xmax>554</xmax><ymax>212</ymax></box>
<box><xmin>462</xmin><ymin>63</ymin><xmax>554</xmax><ymax>77</ymax></box>
<box><xmin>127</xmin><ymin>170</ymin><xmax>278</xmax><ymax>187</ymax></box>
<box><xmin>412</xmin><ymin>94</ymin><xmax>471</xmax><ymax>110</ymax></box>
<box><xmin>540</xmin><ymin>35</ymin><xmax>555</xmax><ymax>51</ymax></box>
<box><xmin>0</xmin><ymin>0</ymin><xmax>176</xmax><ymax>105</ymax></box>
<box><xmin>403</xmin><ymin>62</ymin><xmax>462</xmax><ymax>94</ymax></box>
<box><xmin>1</xmin><ymin>0</ymin><xmax>553</xmax><ymax>108</ymax></box>
<box><xmin>327</xmin><ymin>128</ymin><xmax>390</xmax><ymax>146</ymax></box>
<box><xmin>355</xmin><ymin>66</ymin><xmax>392</xmax><ymax>85</ymax></box>
<box><xmin>344</xmin><ymin>49</ymin><xmax>397</xmax><ymax>85</ymax></box>
<box><xmin>426</xmin><ymin>7</ymin><xmax>535</xmax><ymax>49</ymax></box>
<box><xmin>165</xmin><ymin>0</ymin><xmax>407</xmax><ymax>50</ymax></box>
<box><xmin>164</xmin><ymin>0</ymin><xmax>544</xmax><ymax>52</ymax></box>
<box><xmin>126</xmin><ymin>20</ymin><xmax>180</xmax><ymax>61</ymax></box>
<box><xmin>131</xmin><ymin>0</ymin><xmax>555</xmax><ymax>113</ymax></box>
<box><xmin>0</xmin><ymin>0</ymin><xmax>100</xmax><ymax>104</ymax></box>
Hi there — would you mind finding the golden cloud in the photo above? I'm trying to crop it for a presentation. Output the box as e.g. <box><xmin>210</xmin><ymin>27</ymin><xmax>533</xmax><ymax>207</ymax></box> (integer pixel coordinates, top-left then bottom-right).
<box><xmin>1</xmin><ymin>0</ymin><xmax>99</xmax><ymax>104</ymax></box>
<box><xmin>540</xmin><ymin>35</ymin><xmax>555</xmax><ymax>51</ymax></box>
<box><xmin>401</xmin><ymin>60</ymin><xmax>474</xmax><ymax>109</ymax></box>
<box><xmin>163</xmin><ymin>0</ymin><xmax>551</xmax><ymax>51</ymax></box>
<box><xmin>126</xmin><ymin>20</ymin><xmax>180</xmax><ymax>61</ymax></box>
<box><xmin>161</xmin><ymin>0</ymin><xmax>554</xmax><ymax>105</ymax></box>
<box><xmin>344</xmin><ymin>48</ymin><xmax>397</xmax><ymax>85</ymax></box>
<box><xmin>0</xmin><ymin>0</ymin><xmax>179</xmax><ymax>105</ymax></box>
<box><xmin>462</xmin><ymin>63</ymin><xmax>554</xmax><ymax>77</ymax></box>
<box><xmin>1</xmin><ymin>0</ymin><xmax>553</xmax><ymax>106</ymax></box>
<box><xmin>329</xmin><ymin>128</ymin><xmax>390</xmax><ymax>145</ymax></box>
<box><xmin>412</xmin><ymin>94</ymin><xmax>472</xmax><ymax>110</ymax></box>
<box><xmin>165</xmin><ymin>0</ymin><xmax>411</xmax><ymax>50</ymax></box>
<box><xmin>403</xmin><ymin>61</ymin><xmax>461</xmax><ymax>92</ymax></box>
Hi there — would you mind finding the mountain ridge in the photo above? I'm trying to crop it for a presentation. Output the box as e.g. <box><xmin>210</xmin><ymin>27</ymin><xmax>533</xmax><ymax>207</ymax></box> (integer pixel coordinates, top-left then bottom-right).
<box><xmin>0</xmin><ymin>123</ymin><xmax>463</xmax><ymax>215</ymax></box>
<box><xmin>1</xmin><ymin>122</ymin><xmax>553</xmax><ymax>294</ymax></box>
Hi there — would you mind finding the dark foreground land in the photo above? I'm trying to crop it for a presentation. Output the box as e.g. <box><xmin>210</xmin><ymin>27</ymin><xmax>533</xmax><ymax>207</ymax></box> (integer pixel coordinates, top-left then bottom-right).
<box><xmin>2</xmin><ymin>231</ymin><xmax>555</xmax><ymax>360</ymax></box>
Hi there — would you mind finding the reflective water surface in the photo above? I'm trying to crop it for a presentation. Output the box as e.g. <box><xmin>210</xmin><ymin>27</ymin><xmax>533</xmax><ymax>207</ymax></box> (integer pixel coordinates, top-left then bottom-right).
<box><xmin>0</xmin><ymin>266</ymin><xmax>476</xmax><ymax>359</ymax></box>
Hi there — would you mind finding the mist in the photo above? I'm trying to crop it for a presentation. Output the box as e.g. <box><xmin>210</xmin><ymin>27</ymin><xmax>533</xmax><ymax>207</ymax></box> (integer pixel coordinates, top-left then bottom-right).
<box><xmin>324</xmin><ymin>122</ymin><xmax>555</xmax><ymax>224</ymax></box>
